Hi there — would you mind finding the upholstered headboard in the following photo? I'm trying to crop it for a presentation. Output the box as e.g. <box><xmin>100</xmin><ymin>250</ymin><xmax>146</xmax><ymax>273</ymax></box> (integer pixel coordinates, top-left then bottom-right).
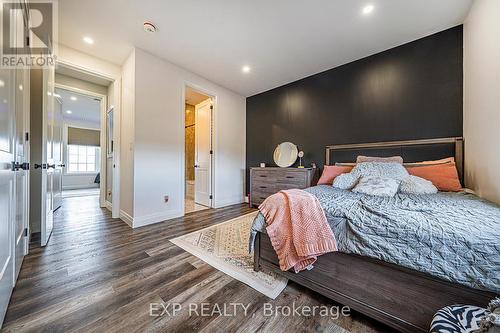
<box><xmin>325</xmin><ymin>137</ymin><xmax>464</xmax><ymax>182</ymax></box>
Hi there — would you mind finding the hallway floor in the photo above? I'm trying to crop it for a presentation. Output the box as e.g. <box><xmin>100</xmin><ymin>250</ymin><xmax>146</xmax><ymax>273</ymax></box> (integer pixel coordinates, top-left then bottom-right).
<box><xmin>62</xmin><ymin>188</ymin><xmax>100</xmax><ymax>198</ymax></box>
<box><xmin>185</xmin><ymin>180</ymin><xmax>209</xmax><ymax>214</ymax></box>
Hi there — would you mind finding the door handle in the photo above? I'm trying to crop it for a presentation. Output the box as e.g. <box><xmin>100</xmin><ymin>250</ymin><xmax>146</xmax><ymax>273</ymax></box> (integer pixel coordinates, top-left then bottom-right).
<box><xmin>194</xmin><ymin>164</ymin><xmax>199</xmax><ymax>168</ymax></box>
<box><xmin>34</xmin><ymin>163</ymin><xmax>47</xmax><ymax>169</ymax></box>
<box><xmin>17</xmin><ymin>162</ymin><xmax>30</xmax><ymax>170</ymax></box>
<box><xmin>47</xmin><ymin>164</ymin><xmax>56</xmax><ymax>169</ymax></box>
<box><xmin>58</xmin><ymin>164</ymin><xmax>66</xmax><ymax>168</ymax></box>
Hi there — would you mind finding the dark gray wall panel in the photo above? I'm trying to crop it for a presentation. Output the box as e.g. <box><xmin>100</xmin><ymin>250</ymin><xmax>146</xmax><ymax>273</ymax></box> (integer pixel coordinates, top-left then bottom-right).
<box><xmin>246</xmin><ymin>26</ymin><xmax>463</xmax><ymax>193</ymax></box>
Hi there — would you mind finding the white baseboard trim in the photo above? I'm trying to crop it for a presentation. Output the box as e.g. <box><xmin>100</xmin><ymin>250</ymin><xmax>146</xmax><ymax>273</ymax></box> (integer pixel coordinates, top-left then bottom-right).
<box><xmin>119</xmin><ymin>208</ymin><xmax>183</xmax><ymax>228</ymax></box>
<box><xmin>105</xmin><ymin>201</ymin><xmax>112</xmax><ymax>212</ymax></box>
<box><xmin>119</xmin><ymin>210</ymin><xmax>133</xmax><ymax>227</ymax></box>
<box><xmin>133</xmin><ymin>209</ymin><xmax>183</xmax><ymax>228</ymax></box>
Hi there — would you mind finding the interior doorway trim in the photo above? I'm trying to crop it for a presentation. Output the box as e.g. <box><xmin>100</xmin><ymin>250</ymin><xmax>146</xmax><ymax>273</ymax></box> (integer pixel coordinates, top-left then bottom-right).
<box><xmin>181</xmin><ymin>82</ymin><xmax>217</xmax><ymax>215</ymax></box>
<box><xmin>57</xmin><ymin>60</ymin><xmax>116</xmax><ymax>84</ymax></box>
<box><xmin>54</xmin><ymin>83</ymin><xmax>108</xmax><ymax>209</ymax></box>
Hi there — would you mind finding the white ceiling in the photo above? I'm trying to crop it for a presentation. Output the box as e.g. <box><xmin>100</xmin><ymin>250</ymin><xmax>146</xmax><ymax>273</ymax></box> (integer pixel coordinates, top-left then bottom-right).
<box><xmin>58</xmin><ymin>0</ymin><xmax>473</xmax><ymax>97</ymax></box>
<box><xmin>55</xmin><ymin>88</ymin><xmax>101</xmax><ymax>125</ymax></box>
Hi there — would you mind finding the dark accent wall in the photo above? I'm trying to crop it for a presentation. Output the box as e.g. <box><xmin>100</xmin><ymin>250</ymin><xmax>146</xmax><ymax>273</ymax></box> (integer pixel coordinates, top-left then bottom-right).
<box><xmin>246</xmin><ymin>26</ymin><xmax>463</xmax><ymax>193</ymax></box>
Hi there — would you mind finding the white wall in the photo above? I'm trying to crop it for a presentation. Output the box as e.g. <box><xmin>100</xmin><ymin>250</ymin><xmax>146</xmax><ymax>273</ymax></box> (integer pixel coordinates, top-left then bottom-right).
<box><xmin>463</xmin><ymin>0</ymin><xmax>500</xmax><ymax>204</ymax></box>
<box><xmin>123</xmin><ymin>48</ymin><xmax>246</xmax><ymax>227</ymax></box>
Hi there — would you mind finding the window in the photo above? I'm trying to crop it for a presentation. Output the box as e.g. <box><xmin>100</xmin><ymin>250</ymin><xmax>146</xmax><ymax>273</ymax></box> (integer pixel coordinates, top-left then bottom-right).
<box><xmin>67</xmin><ymin>145</ymin><xmax>100</xmax><ymax>173</ymax></box>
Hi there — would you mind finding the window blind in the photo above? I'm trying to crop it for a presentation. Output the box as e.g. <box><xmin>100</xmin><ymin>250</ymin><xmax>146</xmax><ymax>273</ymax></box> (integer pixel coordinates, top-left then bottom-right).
<box><xmin>68</xmin><ymin>127</ymin><xmax>100</xmax><ymax>146</ymax></box>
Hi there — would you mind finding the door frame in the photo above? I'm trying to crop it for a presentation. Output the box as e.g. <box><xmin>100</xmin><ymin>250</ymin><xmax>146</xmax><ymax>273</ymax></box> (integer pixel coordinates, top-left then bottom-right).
<box><xmin>181</xmin><ymin>82</ymin><xmax>216</xmax><ymax>213</ymax></box>
<box><xmin>54</xmin><ymin>83</ymin><xmax>108</xmax><ymax>208</ymax></box>
<box><xmin>55</xmin><ymin>61</ymin><xmax>121</xmax><ymax>218</ymax></box>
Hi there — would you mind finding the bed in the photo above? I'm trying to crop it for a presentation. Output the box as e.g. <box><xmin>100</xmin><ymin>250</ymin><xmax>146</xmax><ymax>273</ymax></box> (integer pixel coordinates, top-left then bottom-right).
<box><xmin>250</xmin><ymin>137</ymin><xmax>499</xmax><ymax>333</ymax></box>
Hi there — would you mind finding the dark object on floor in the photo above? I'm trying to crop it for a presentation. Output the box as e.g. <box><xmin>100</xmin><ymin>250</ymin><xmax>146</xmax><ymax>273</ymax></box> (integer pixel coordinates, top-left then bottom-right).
<box><xmin>94</xmin><ymin>172</ymin><xmax>100</xmax><ymax>184</ymax></box>
<box><xmin>431</xmin><ymin>298</ymin><xmax>500</xmax><ymax>333</ymax></box>
<box><xmin>430</xmin><ymin>304</ymin><xmax>486</xmax><ymax>333</ymax></box>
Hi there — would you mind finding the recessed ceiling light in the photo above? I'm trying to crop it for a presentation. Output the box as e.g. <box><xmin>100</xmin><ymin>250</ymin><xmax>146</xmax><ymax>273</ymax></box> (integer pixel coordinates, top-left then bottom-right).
<box><xmin>362</xmin><ymin>4</ymin><xmax>375</xmax><ymax>15</ymax></box>
<box><xmin>83</xmin><ymin>36</ymin><xmax>94</xmax><ymax>45</ymax></box>
<box><xmin>70</xmin><ymin>96</ymin><xmax>77</xmax><ymax>101</ymax></box>
<box><xmin>66</xmin><ymin>110</ymin><xmax>72</xmax><ymax>114</ymax></box>
<box><xmin>242</xmin><ymin>65</ymin><xmax>251</xmax><ymax>73</ymax></box>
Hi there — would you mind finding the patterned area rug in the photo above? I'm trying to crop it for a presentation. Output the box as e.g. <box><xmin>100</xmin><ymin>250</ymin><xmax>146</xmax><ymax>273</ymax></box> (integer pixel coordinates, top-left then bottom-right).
<box><xmin>170</xmin><ymin>212</ymin><xmax>288</xmax><ymax>299</ymax></box>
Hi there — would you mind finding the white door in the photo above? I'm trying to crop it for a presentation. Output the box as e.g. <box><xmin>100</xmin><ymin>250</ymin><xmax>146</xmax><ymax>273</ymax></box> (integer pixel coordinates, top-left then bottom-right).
<box><xmin>13</xmin><ymin>67</ymin><xmax>29</xmax><ymax>280</ymax></box>
<box><xmin>0</xmin><ymin>68</ymin><xmax>16</xmax><ymax>329</ymax></box>
<box><xmin>41</xmin><ymin>69</ymin><xmax>54</xmax><ymax>246</ymax></box>
<box><xmin>1</xmin><ymin>3</ymin><xmax>29</xmax><ymax>325</ymax></box>
<box><xmin>52</xmin><ymin>97</ymin><xmax>63</xmax><ymax>211</ymax></box>
<box><xmin>194</xmin><ymin>99</ymin><xmax>212</xmax><ymax>207</ymax></box>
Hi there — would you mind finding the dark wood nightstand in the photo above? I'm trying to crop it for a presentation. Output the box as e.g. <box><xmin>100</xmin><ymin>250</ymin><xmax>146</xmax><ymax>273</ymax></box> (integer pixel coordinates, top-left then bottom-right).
<box><xmin>249</xmin><ymin>167</ymin><xmax>317</xmax><ymax>207</ymax></box>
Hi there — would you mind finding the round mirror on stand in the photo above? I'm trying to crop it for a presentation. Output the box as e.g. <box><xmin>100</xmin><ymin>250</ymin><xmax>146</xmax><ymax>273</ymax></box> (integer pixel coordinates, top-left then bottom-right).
<box><xmin>273</xmin><ymin>142</ymin><xmax>298</xmax><ymax>167</ymax></box>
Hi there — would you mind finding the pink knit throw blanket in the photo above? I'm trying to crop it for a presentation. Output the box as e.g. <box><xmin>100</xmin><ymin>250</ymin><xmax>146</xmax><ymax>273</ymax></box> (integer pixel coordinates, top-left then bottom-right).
<box><xmin>259</xmin><ymin>189</ymin><xmax>337</xmax><ymax>273</ymax></box>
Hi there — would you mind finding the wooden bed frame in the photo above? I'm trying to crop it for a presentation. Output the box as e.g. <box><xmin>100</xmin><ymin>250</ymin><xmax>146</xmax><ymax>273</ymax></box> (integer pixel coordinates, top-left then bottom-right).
<box><xmin>253</xmin><ymin>137</ymin><xmax>497</xmax><ymax>333</ymax></box>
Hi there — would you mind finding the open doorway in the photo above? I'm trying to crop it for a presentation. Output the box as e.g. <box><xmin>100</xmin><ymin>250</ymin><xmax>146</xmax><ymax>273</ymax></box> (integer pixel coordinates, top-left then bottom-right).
<box><xmin>55</xmin><ymin>88</ymin><xmax>102</xmax><ymax>200</ymax></box>
<box><xmin>184</xmin><ymin>86</ymin><xmax>214</xmax><ymax>214</ymax></box>
<box><xmin>28</xmin><ymin>64</ymin><xmax>117</xmax><ymax>247</ymax></box>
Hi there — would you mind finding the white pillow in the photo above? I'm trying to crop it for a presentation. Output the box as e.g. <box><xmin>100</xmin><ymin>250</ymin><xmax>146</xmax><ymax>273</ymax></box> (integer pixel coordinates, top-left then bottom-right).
<box><xmin>399</xmin><ymin>175</ymin><xmax>438</xmax><ymax>195</ymax></box>
<box><xmin>352</xmin><ymin>162</ymin><xmax>409</xmax><ymax>181</ymax></box>
<box><xmin>332</xmin><ymin>173</ymin><xmax>360</xmax><ymax>190</ymax></box>
<box><xmin>353</xmin><ymin>176</ymin><xmax>401</xmax><ymax>197</ymax></box>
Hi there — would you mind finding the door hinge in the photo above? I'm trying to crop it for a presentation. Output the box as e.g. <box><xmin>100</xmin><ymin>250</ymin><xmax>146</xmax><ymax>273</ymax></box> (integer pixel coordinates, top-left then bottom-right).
<box><xmin>24</xmin><ymin>228</ymin><xmax>28</xmax><ymax>237</ymax></box>
<box><xmin>209</xmin><ymin>195</ymin><xmax>213</xmax><ymax>200</ymax></box>
<box><xmin>209</xmin><ymin>150</ymin><xmax>213</xmax><ymax>155</ymax></box>
<box><xmin>210</xmin><ymin>105</ymin><xmax>213</xmax><ymax>110</ymax></box>
<box><xmin>25</xmin><ymin>132</ymin><xmax>29</xmax><ymax>141</ymax></box>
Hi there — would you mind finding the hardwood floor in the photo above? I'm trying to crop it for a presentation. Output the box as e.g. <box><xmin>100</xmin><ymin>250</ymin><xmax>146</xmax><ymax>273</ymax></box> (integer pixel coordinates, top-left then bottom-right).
<box><xmin>1</xmin><ymin>195</ymin><xmax>397</xmax><ymax>333</ymax></box>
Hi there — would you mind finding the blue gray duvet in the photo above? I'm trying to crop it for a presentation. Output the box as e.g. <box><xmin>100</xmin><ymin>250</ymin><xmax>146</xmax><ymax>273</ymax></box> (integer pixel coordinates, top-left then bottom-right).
<box><xmin>250</xmin><ymin>185</ymin><xmax>500</xmax><ymax>293</ymax></box>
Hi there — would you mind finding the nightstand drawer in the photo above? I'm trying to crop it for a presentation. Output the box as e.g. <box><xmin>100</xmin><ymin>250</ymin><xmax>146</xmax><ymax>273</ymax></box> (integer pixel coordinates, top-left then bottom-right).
<box><xmin>276</xmin><ymin>172</ymin><xmax>307</xmax><ymax>184</ymax></box>
<box><xmin>251</xmin><ymin>182</ymin><xmax>303</xmax><ymax>193</ymax></box>
<box><xmin>251</xmin><ymin>183</ymin><xmax>278</xmax><ymax>193</ymax></box>
<box><xmin>252</xmin><ymin>170</ymin><xmax>306</xmax><ymax>185</ymax></box>
<box><xmin>250</xmin><ymin>191</ymin><xmax>271</xmax><ymax>206</ymax></box>
<box><xmin>249</xmin><ymin>167</ymin><xmax>317</xmax><ymax>207</ymax></box>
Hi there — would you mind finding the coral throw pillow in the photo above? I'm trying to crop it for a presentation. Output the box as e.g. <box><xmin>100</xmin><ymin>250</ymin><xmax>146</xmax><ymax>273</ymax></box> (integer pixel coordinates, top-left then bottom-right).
<box><xmin>318</xmin><ymin>165</ymin><xmax>353</xmax><ymax>185</ymax></box>
<box><xmin>406</xmin><ymin>163</ymin><xmax>462</xmax><ymax>192</ymax></box>
<box><xmin>404</xmin><ymin>157</ymin><xmax>455</xmax><ymax>167</ymax></box>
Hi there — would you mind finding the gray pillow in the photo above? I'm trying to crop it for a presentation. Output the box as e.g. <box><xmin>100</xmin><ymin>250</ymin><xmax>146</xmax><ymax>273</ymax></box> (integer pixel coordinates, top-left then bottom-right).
<box><xmin>352</xmin><ymin>176</ymin><xmax>401</xmax><ymax>197</ymax></box>
<box><xmin>332</xmin><ymin>173</ymin><xmax>360</xmax><ymax>190</ymax></box>
<box><xmin>352</xmin><ymin>162</ymin><xmax>409</xmax><ymax>181</ymax></box>
<box><xmin>356</xmin><ymin>155</ymin><xmax>403</xmax><ymax>164</ymax></box>
<box><xmin>399</xmin><ymin>175</ymin><xmax>438</xmax><ymax>195</ymax></box>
